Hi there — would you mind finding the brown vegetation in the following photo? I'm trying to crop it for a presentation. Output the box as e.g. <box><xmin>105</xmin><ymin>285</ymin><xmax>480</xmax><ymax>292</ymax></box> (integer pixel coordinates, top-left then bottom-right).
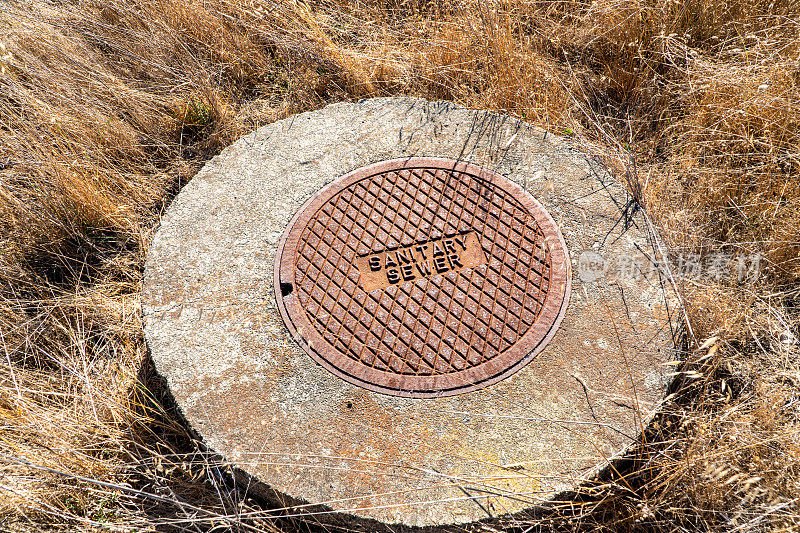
<box><xmin>0</xmin><ymin>0</ymin><xmax>798</xmax><ymax>531</ymax></box>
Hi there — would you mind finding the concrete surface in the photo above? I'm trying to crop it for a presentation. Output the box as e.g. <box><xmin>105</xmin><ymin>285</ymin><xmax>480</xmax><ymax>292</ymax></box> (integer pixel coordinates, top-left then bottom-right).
<box><xmin>142</xmin><ymin>97</ymin><xmax>681</xmax><ymax>527</ymax></box>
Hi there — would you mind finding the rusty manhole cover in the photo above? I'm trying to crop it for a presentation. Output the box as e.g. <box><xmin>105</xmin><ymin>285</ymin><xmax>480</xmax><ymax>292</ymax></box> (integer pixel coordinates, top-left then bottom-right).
<box><xmin>275</xmin><ymin>157</ymin><xmax>570</xmax><ymax>397</ymax></box>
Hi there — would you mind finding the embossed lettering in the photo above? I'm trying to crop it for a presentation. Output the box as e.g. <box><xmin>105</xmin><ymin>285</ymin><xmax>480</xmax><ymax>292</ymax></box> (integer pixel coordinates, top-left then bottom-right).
<box><xmin>355</xmin><ymin>231</ymin><xmax>487</xmax><ymax>291</ymax></box>
<box><xmin>396</xmin><ymin>248</ymin><xmax>413</xmax><ymax>265</ymax></box>
<box><xmin>433</xmin><ymin>255</ymin><xmax>449</xmax><ymax>273</ymax></box>
<box><xmin>416</xmin><ymin>260</ymin><xmax>431</xmax><ymax>276</ymax></box>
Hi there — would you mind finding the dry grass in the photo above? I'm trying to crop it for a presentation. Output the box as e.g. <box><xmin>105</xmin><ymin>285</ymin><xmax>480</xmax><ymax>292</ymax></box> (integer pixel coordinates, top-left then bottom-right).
<box><xmin>0</xmin><ymin>0</ymin><xmax>798</xmax><ymax>531</ymax></box>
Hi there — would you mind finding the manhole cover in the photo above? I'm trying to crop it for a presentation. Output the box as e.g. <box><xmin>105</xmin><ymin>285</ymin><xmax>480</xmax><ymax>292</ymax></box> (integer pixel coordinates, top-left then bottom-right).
<box><xmin>275</xmin><ymin>157</ymin><xmax>570</xmax><ymax>397</ymax></box>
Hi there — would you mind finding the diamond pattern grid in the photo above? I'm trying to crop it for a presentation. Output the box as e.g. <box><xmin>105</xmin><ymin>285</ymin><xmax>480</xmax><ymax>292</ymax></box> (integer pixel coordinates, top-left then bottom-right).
<box><xmin>293</xmin><ymin>167</ymin><xmax>552</xmax><ymax>376</ymax></box>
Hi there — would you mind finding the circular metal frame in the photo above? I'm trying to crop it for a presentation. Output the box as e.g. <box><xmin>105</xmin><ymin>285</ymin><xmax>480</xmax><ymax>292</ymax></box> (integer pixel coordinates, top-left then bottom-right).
<box><xmin>274</xmin><ymin>157</ymin><xmax>571</xmax><ymax>397</ymax></box>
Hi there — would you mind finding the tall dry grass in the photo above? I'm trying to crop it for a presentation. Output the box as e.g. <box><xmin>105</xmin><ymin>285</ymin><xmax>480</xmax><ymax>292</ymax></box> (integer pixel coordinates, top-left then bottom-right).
<box><xmin>0</xmin><ymin>0</ymin><xmax>798</xmax><ymax>531</ymax></box>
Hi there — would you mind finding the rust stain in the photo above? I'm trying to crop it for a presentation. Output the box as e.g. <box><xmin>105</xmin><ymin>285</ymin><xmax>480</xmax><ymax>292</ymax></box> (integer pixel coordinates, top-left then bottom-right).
<box><xmin>274</xmin><ymin>157</ymin><xmax>571</xmax><ymax>397</ymax></box>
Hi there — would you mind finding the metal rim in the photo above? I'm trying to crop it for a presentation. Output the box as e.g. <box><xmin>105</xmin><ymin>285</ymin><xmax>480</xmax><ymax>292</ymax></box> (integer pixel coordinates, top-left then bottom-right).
<box><xmin>274</xmin><ymin>157</ymin><xmax>571</xmax><ymax>398</ymax></box>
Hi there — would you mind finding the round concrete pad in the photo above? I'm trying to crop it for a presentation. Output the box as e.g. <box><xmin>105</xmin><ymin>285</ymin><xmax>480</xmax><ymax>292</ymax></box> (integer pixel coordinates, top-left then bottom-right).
<box><xmin>142</xmin><ymin>98</ymin><xmax>680</xmax><ymax>526</ymax></box>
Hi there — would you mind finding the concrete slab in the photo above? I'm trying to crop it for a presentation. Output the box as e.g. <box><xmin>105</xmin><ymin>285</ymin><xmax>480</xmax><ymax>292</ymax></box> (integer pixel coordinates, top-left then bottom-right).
<box><xmin>142</xmin><ymin>97</ymin><xmax>680</xmax><ymax>527</ymax></box>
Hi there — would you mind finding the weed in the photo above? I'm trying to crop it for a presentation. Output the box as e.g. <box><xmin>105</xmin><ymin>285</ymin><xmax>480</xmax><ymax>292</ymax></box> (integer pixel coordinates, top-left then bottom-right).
<box><xmin>0</xmin><ymin>0</ymin><xmax>798</xmax><ymax>531</ymax></box>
